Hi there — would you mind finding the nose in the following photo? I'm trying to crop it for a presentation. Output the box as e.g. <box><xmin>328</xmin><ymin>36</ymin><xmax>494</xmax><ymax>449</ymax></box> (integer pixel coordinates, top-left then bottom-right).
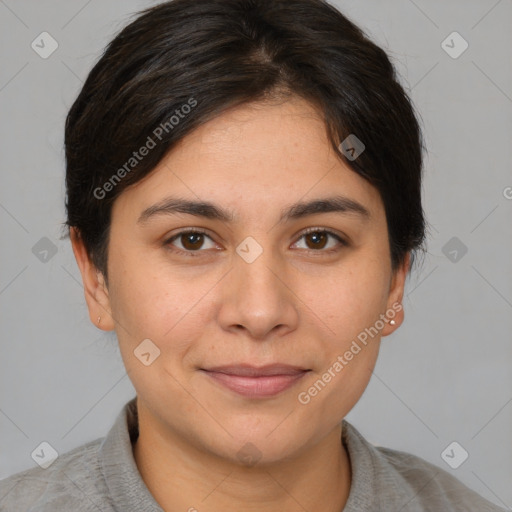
<box><xmin>216</xmin><ymin>241</ymin><xmax>300</xmax><ymax>340</ymax></box>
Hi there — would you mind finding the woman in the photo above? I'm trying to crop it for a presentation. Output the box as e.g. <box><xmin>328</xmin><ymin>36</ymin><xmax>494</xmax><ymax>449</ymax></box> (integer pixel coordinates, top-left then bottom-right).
<box><xmin>0</xmin><ymin>0</ymin><xmax>506</xmax><ymax>510</ymax></box>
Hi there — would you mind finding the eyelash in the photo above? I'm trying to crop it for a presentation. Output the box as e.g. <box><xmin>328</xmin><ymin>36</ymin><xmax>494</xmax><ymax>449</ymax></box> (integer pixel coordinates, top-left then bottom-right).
<box><xmin>163</xmin><ymin>227</ymin><xmax>348</xmax><ymax>258</ymax></box>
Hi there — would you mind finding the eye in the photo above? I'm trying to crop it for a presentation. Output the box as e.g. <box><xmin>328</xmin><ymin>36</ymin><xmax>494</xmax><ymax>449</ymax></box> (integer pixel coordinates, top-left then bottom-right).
<box><xmin>292</xmin><ymin>228</ymin><xmax>348</xmax><ymax>253</ymax></box>
<box><xmin>164</xmin><ymin>229</ymin><xmax>218</xmax><ymax>257</ymax></box>
<box><xmin>164</xmin><ymin>227</ymin><xmax>348</xmax><ymax>258</ymax></box>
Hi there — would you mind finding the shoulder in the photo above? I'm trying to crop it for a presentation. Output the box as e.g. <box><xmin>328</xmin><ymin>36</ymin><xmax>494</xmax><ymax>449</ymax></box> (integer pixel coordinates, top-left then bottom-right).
<box><xmin>0</xmin><ymin>437</ymin><xmax>112</xmax><ymax>512</ymax></box>
<box><xmin>342</xmin><ymin>421</ymin><xmax>507</xmax><ymax>512</ymax></box>
<box><xmin>377</xmin><ymin>445</ymin><xmax>505</xmax><ymax>511</ymax></box>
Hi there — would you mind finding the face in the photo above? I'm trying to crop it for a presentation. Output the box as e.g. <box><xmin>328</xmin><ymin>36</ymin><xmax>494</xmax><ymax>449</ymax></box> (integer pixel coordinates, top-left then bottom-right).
<box><xmin>74</xmin><ymin>96</ymin><xmax>408</xmax><ymax>465</ymax></box>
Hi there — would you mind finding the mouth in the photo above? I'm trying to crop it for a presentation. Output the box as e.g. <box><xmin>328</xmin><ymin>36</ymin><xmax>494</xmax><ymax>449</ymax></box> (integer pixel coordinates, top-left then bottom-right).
<box><xmin>200</xmin><ymin>364</ymin><xmax>311</xmax><ymax>398</ymax></box>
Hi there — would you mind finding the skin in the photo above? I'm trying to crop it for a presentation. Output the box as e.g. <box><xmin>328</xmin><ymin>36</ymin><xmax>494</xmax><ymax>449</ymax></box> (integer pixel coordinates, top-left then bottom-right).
<box><xmin>71</xmin><ymin>95</ymin><xmax>410</xmax><ymax>512</ymax></box>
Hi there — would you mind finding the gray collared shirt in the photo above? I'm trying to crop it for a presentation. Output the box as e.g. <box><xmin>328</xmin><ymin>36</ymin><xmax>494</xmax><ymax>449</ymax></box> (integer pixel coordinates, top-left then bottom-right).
<box><xmin>0</xmin><ymin>397</ymin><xmax>506</xmax><ymax>511</ymax></box>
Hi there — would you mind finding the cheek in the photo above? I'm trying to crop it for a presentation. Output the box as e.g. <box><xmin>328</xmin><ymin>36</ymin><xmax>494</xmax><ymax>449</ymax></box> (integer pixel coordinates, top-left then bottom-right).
<box><xmin>306</xmin><ymin>254</ymin><xmax>391</xmax><ymax>339</ymax></box>
<box><xmin>297</xmin><ymin>260</ymin><xmax>388</xmax><ymax>415</ymax></box>
<box><xmin>107</xmin><ymin>251</ymin><xmax>218</xmax><ymax>357</ymax></box>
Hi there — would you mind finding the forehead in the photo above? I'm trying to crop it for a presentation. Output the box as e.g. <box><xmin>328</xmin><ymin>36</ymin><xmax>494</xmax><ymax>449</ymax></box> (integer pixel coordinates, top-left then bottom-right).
<box><xmin>113</xmin><ymin>97</ymin><xmax>385</xmax><ymax>224</ymax></box>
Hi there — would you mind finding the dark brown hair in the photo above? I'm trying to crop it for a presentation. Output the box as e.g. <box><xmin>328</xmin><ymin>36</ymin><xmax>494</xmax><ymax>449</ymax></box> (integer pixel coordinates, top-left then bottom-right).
<box><xmin>65</xmin><ymin>0</ymin><xmax>427</xmax><ymax>277</ymax></box>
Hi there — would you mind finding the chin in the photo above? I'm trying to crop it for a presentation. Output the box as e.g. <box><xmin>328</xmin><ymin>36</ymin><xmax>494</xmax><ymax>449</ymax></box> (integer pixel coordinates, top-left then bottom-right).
<box><xmin>212</xmin><ymin>423</ymin><xmax>308</xmax><ymax>467</ymax></box>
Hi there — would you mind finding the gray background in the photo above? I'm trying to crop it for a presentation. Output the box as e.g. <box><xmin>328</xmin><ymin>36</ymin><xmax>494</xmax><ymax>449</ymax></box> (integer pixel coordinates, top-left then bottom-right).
<box><xmin>1</xmin><ymin>0</ymin><xmax>511</xmax><ymax>508</ymax></box>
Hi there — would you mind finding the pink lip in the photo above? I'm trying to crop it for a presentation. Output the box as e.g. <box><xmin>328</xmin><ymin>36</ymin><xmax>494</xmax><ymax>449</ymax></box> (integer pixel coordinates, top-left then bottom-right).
<box><xmin>201</xmin><ymin>364</ymin><xmax>310</xmax><ymax>398</ymax></box>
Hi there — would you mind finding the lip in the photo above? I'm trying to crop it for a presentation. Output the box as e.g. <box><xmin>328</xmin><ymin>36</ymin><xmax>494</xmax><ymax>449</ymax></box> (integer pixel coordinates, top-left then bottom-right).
<box><xmin>200</xmin><ymin>364</ymin><xmax>310</xmax><ymax>398</ymax></box>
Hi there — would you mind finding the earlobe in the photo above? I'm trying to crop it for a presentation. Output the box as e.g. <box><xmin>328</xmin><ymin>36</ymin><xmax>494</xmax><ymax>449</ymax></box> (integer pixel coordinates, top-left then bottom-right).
<box><xmin>381</xmin><ymin>252</ymin><xmax>410</xmax><ymax>337</ymax></box>
<box><xmin>69</xmin><ymin>227</ymin><xmax>115</xmax><ymax>331</ymax></box>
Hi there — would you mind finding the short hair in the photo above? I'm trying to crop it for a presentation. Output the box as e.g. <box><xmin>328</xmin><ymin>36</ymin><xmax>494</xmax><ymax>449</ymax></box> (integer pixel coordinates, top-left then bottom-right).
<box><xmin>64</xmin><ymin>0</ymin><xmax>427</xmax><ymax>277</ymax></box>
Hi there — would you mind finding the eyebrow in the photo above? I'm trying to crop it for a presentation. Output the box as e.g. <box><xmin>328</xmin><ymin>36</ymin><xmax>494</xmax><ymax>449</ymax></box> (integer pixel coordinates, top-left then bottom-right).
<box><xmin>137</xmin><ymin>195</ymin><xmax>371</xmax><ymax>225</ymax></box>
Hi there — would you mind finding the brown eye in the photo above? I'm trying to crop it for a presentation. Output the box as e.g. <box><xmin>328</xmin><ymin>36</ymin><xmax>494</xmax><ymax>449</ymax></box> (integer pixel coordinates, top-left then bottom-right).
<box><xmin>304</xmin><ymin>231</ymin><xmax>329</xmax><ymax>250</ymax></box>
<box><xmin>180</xmin><ymin>232</ymin><xmax>205</xmax><ymax>250</ymax></box>
<box><xmin>165</xmin><ymin>229</ymin><xmax>216</xmax><ymax>257</ymax></box>
<box><xmin>293</xmin><ymin>229</ymin><xmax>347</xmax><ymax>253</ymax></box>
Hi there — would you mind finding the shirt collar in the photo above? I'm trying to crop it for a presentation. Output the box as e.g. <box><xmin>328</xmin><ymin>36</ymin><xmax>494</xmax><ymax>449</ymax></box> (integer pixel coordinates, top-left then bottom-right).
<box><xmin>98</xmin><ymin>397</ymin><xmax>400</xmax><ymax>511</ymax></box>
<box><xmin>99</xmin><ymin>397</ymin><xmax>163</xmax><ymax>511</ymax></box>
<box><xmin>341</xmin><ymin>418</ymin><xmax>380</xmax><ymax>511</ymax></box>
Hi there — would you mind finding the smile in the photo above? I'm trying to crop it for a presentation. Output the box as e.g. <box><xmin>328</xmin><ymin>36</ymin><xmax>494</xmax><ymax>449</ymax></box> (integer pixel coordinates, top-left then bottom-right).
<box><xmin>200</xmin><ymin>368</ymin><xmax>310</xmax><ymax>398</ymax></box>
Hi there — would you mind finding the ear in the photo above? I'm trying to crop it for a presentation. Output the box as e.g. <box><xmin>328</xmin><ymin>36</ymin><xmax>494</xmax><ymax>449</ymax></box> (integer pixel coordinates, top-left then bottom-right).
<box><xmin>70</xmin><ymin>227</ymin><xmax>115</xmax><ymax>331</ymax></box>
<box><xmin>380</xmin><ymin>252</ymin><xmax>410</xmax><ymax>337</ymax></box>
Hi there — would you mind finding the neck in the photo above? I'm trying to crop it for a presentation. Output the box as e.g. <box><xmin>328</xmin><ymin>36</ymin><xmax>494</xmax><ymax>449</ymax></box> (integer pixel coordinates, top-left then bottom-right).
<box><xmin>132</xmin><ymin>401</ymin><xmax>352</xmax><ymax>512</ymax></box>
